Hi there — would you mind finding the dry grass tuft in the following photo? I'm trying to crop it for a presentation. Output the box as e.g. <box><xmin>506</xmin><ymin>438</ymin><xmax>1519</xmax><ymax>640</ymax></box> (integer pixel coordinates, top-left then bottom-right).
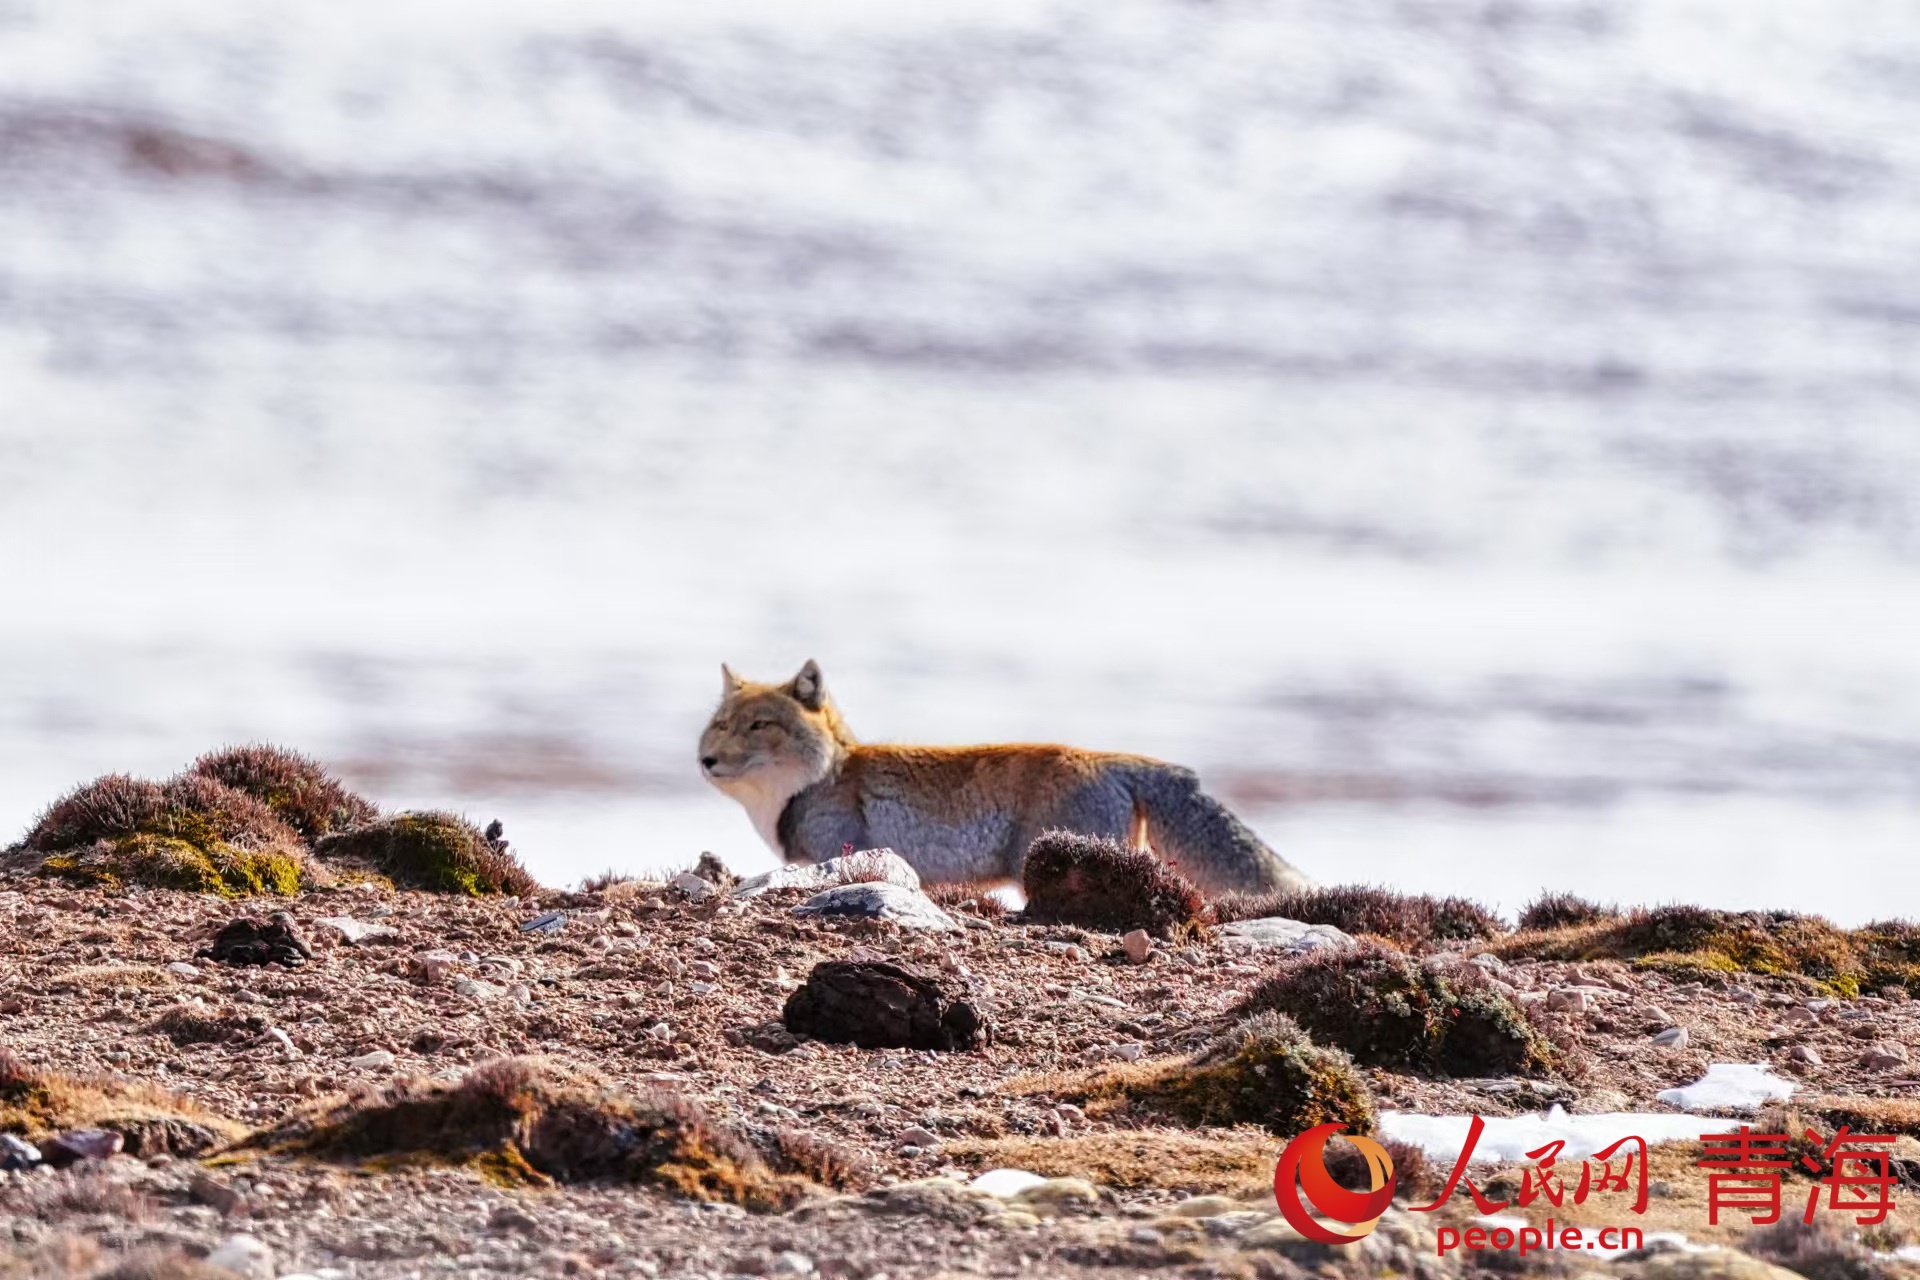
<box><xmin>1235</xmin><ymin>940</ymin><xmax>1555</xmax><ymax>1076</ymax></box>
<box><xmin>1491</xmin><ymin>906</ymin><xmax>1920</xmax><ymax>996</ymax></box>
<box><xmin>1797</xmin><ymin>1095</ymin><xmax>1920</xmax><ymax>1140</ymax></box>
<box><xmin>764</xmin><ymin>1127</ymin><xmax>875</xmax><ymax>1190</ymax></box>
<box><xmin>1021</xmin><ymin>1011</ymin><xmax>1374</xmax><ymax>1137</ymax></box>
<box><xmin>1743</xmin><ymin>1214</ymin><xmax>1902</xmax><ymax>1280</ymax></box>
<box><xmin>925</xmin><ymin>882</ymin><xmax>1007</xmax><ymax>920</ymax></box>
<box><xmin>1516</xmin><ymin>891</ymin><xmax>1618</xmax><ymax>932</ymax></box>
<box><xmin>0</xmin><ymin>1049</ymin><xmax>241</xmax><ymax>1153</ymax></box>
<box><xmin>242</xmin><ymin>1056</ymin><xmax>800</xmax><ymax>1207</ymax></box>
<box><xmin>191</xmin><ymin>743</ymin><xmax>377</xmax><ymax>841</ymax></box>
<box><xmin>944</xmin><ymin>1128</ymin><xmax>1283</xmax><ymax>1196</ymax></box>
<box><xmin>1210</xmin><ymin>883</ymin><xmax>1502</xmax><ymax>948</ymax></box>
<box><xmin>314</xmin><ymin>811</ymin><xmax>539</xmax><ymax>896</ymax></box>
<box><xmin>1020</xmin><ymin>831</ymin><xmax>1204</xmax><ymax>938</ymax></box>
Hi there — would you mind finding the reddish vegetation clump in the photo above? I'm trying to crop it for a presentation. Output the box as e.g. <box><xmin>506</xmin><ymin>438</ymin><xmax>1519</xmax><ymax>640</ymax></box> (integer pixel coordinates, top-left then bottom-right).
<box><xmin>1020</xmin><ymin>831</ymin><xmax>1205</xmax><ymax>938</ymax></box>
<box><xmin>1210</xmin><ymin>883</ymin><xmax>1502</xmax><ymax>947</ymax></box>
<box><xmin>191</xmin><ymin>744</ymin><xmax>378</xmax><ymax>841</ymax></box>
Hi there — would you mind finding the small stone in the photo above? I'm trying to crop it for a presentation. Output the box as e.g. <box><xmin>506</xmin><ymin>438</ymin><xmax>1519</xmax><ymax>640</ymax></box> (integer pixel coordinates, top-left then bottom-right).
<box><xmin>1112</xmin><ymin>1042</ymin><xmax>1147</xmax><ymax>1061</ymax></box>
<box><xmin>970</xmin><ymin>1168</ymin><xmax>1049</xmax><ymax>1198</ymax></box>
<box><xmin>1009</xmin><ymin>1176</ymin><xmax>1101</xmax><ymax>1216</ymax></box>
<box><xmin>1547</xmin><ymin>988</ymin><xmax>1590</xmax><ymax>1013</ymax></box>
<box><xmin>41</xmin><ymin>1128</ymin><xmax>123</xmax><ymax>1166</ymax></box>
<box><xmin>1054</xmin><ymin>1103</ymin><xmax>1087</xmax><ymax>1128</ymax></box>
<box><xmin>1790</xmin><ymin>1045</ymin><xmax>1823</xmax><ymax>1066</ymax></box>
<box><xmin>899</xmin><ymin>1126</ymin><xmax>941</xmax><ymax>1148</ymax></box>
<box><xmin>454</xmin><ymin>979</ymin><xmax>502</xmax><ymax>1000</ymax></box>
<box><xmin>671</xmin><ymin>872</ymin><xmax>718</xmax><ymax>901</ymax></box>
<box><xmin>1785</xmin><ymin>1006</ymin><xmax>1819</xmax><ymax>1024</ymax></box>
<box><xmin>314</xmin><ymin>916</ymin><xmax>399</xmax><ymax>945</ymax></box>
<box><xmin>165</xmin><ymin>962</ymin><xmax>202</xmax><ymax>980</ymax></box>
<box><xmin>265</xmin><ymin>1027</ymin><xmax>298</xmax><ymax>1057</ymax></box>
<box><xmin>520</xmin><ymin>911</ymin><xmax>568</xmax><ymax>934</ymax></box>
<box><xmin>1129</xmin><ymin>1226</ymin><xmax>1165</xmax><ymax>1245</ymax></box>
<box><xmin>347</xmin><ymin>1049</ymin><xmax>395</xmax><ymax>1070</ymax></box>
<box><xmin>1652</xmin><ymin>1026</ymin><xmax>1689</xmax><ymax>1048</ymax></box>
<box><xmin>770</xmin><ymin>1252</ymin><xmax>816</xmax><ymax>1276</ymax></box>
<box><xmin>508</xmin><ymin>983</ymin><xmax>532</xmax><ymax>1006</ymax></box>
<box><xmin>1165</xmin><ymin>1195</ymin><xmax>1243</xmax><ymax>1218</ymax></box>
<box><xmin>0</xmin><ymin>1134</ymin><xmax>40</xmax><ymax>1171</ymax></box>
<box><xmin>205</xmin><ymin>1233</ymin><xmax>275</xmax><ymax>1280</ymax></box>
<box><xmin>190</xmin><ymin>1170</ymin><xmax>246</xmax><ymax>1215</ymax></box>
<box><xmin>1862</xmin><ymin>1042</ymin><xmax>1909</xmax><ymax>1069</ymax></box>
<box><xmin>1120</xmin><ymin>929</ymin><xmax>1153</xmax><ymax>964</ymax></box>
<box><xmin>689</xmin><ymin>960</ymin><xmax>722</xmax><ymax>980</ymax></box>
<box><xmin>647</xmin><ymin>1022</ymin><xmax>673</xmax><ymax>1042</ymax></box>
<box><xmin>1643</xmin><ymin>1005</ymin><xmax>1673</xmax><ymax>1023</ymax></box>
<box><xmin>412</xmin><ymin>951</ymin><xmax>457</xmax><ymax>984</ymax></box>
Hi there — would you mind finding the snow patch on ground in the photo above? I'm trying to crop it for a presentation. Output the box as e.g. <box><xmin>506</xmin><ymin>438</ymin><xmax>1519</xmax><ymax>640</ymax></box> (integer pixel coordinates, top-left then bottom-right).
<box><xmin>1655</xmin><ymin>1064</ymin><xmax>1797</xmax><ymax>1113</ymax></box>
<box><xmin>1383</xmin><ymin>1105</ymin><xmax>1716</xmax><ymax>1164</ymax></box>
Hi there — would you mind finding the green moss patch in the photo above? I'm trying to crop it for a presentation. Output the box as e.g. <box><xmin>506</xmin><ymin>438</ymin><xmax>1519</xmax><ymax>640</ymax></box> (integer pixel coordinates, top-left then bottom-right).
<box><xmin>1042</xmin><ymin>1012</ymin><xmax>1376</xmax><ymax>1137</ymax></box>
<box><xmin>11</xmin><ymin>772</ymin><xmax>310</xmax><ymax>897</ymax></box>
<box><xmin>240</xmin><ymin>1056</ymin><xmax>798</xmax><ymax>1207</ymax></box>
<box><xmin>313</xmin><ymin>811</ymin><xmax>538</xmax><ymax>896</ymax></box>
<box><xmin>1236</xmin><ymin>940</ymin><xmax>1554</xmax><ymax>1076</ymax></box>
<box><xmin>1489</xmin><ymin>906</ymin><xmax>1920</xmax><ymax>997</ymax></box>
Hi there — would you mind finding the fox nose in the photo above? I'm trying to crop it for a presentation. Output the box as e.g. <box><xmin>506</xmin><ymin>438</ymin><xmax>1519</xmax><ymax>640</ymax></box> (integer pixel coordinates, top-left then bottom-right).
<box><xmin>701</xmin><ymin>755</ymin><xmax>719</xmax><ymax>770</ymax></box>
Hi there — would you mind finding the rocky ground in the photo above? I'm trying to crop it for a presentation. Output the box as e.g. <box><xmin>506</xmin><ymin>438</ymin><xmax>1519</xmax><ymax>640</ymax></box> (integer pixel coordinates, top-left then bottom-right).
<box><xmin>1</xmin><ymin>864</ymin><xmax>1918</xmax><ymax>1280</ymax></box>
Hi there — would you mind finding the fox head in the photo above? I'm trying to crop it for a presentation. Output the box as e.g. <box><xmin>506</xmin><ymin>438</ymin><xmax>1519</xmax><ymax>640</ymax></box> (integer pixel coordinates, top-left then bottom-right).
<box><xmin>700</xmin><ymin>660</ymin><xmax>856</xmax><ymax>852</ymax></box>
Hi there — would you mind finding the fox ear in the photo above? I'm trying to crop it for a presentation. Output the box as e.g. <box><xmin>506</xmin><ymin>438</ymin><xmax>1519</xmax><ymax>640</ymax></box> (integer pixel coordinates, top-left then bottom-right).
<box><xmin>788</xmin><ymin>659</ymin><xmax>826</xmax><ymax>711</ymax></box>
<box><xmin>720</xmin><ymin>664</ymin><xmax>743</xmax><ymax>696</ymax></box>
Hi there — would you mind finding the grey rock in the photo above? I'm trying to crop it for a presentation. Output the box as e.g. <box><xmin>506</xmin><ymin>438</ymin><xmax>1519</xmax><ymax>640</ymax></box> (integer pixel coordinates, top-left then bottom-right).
<box><xmin>793</xmin><ymin>883</ymin><xmax>960</xmax><ymax>932</ymax></box>
<box><xmin>1790</xmin><ymin>1045</ymin><xmax>1823</xmax><ymax>1065</ymax></box>
<box><xmin>0</xmin><ymin>1134</ymin><xmax>39</xmax><ymax>1171</ymax></box>
<box><xmin>733</xmin><ymin>848</ymin><xmax>921</xmax><ymax>899</ymax></box>
<box><xmin>205</xmin><ymin>1234</ymin><xmax>275</xmax><ymax>1280</ymax></box>
<box><xmin>1216</xmin><ymin>917</ymin><xmax>1355</xmax><ymax>954</ymax></box>
<box><xmin>1862</xmin><ymin>1042</ymin><xmax>1909</xmax><ymax>1069</ymax></box>
<box><xmin>41</xmin><ymin>1128</ymin><xmax>122</xmax><ymax>1166</ymax></box>
<box><xmin>190</xmin><ymin>1170</ymin><xmax>245</xmax><ymax>1215</ymax></box>
<box><xmin>670</xmin><ymin>872</ymin><xmax>718</xmax><ymax>901</ymax></box>
<box><xmin>520</xmin><ymin>911</ymin><xmax>567</xmax><ymax>934</ymax></box>
<box><xmin>314</xmin><ymin>916</ymin><xmax>398</xmax><ymax>945</ymax></box>
<box><xmin>1121</xmin><ymin>929</ymin><xmax>1153</xmax><ymax>964</ymax></box>
<box><xmin>1652</xmin><ymin>1026</ymin><xmax>1689</xmax><ymax>1048</ymax></box>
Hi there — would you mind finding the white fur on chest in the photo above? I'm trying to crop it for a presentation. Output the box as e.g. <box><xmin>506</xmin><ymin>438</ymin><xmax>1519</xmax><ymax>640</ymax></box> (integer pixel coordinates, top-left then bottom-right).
<box><xmin>712</xmin><ymin>762</ymin><xmax>817</xmax><ymax>858</ymax></box>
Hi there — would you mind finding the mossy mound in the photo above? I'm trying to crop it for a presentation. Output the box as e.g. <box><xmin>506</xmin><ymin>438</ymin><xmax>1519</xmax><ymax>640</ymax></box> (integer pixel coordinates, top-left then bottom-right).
<box><xmin>1210</xmin><ymin>883</ymin><xmax>1502</xmax><ymax>948</ymax></box>
<box><xmin>191</xmin><ymin>743</ymin><xmax>377</xmax><ymax>841</ymax></box>
<box><xmin>1046</xmin><ymin>1012</ymin><xmax>1376</xmax><ymax>1137</ymax></box>
<box><xmin>1236</xmin><ymin>940</ymin><xmax>1554</xmax><ymax>1076</ymax></box>
<box><xmin>1490</xmin><ymin>906</ymin><xmax>1920</xmax><ymax>997</ymax></box>
<box><xmin>1020</xmin><ymin>831</ymin><xmax>1205</xmax><ymax>938</ymax></box>
<box><xmin>0</xmin><ymin>1047</ymin><xmax>240</xmax><ymax>1156</ymax></box>
<box><xmin>12</xmin><ymin>773</ymin><xmax>310</xmax><ymax>897</ymax></box>
<box><xmin>241</xmin><ymin>1056</ymin><xmax>797</xmax><ymax>1207</ymax></box>
<box><xmin>313</xmin><ymin>811</ymin><xmax>538</xmax><ymax>896</ymax></box>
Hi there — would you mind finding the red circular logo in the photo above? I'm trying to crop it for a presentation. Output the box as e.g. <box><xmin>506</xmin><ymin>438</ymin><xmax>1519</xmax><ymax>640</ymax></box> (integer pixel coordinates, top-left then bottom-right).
<box><xmin>1273</xmin><ymin>1123</ymin><xmax>1398</xmax><ymax>1245</ymax></box>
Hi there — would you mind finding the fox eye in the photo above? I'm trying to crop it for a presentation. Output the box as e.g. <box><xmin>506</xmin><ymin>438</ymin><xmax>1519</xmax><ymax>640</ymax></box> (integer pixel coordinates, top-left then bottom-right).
<box><xmin>749</xmin><ymin>718</ymin><xmax>775</xmax><ymax>731</ymax></box>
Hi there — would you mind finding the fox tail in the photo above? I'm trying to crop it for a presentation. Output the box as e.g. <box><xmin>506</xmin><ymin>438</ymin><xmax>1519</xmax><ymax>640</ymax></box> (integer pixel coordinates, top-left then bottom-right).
<box><xmin>1125</xmin><ymin>763</ymin><xmax>1313</xmax><ymax>896</ymax></box>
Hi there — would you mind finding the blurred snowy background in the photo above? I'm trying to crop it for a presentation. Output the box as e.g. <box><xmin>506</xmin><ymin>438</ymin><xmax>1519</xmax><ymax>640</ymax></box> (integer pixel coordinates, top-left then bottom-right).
<box><xmin>4</xmin><ymin>0</ymin><xmax>1919</xmax><ymax>920</ymax></box>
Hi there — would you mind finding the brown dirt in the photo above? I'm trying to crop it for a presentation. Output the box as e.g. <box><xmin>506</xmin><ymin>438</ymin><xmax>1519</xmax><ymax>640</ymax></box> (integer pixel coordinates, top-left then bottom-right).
<box><xmin>0</xmin><ymin>868</ymin><xmax>1918</xmax><ymax>1277</ymax></box>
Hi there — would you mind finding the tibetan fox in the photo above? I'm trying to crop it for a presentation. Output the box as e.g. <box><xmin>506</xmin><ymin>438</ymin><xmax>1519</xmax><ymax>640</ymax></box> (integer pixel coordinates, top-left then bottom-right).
<box><xmin>698</xmin><ymin>660</ymin><xmax>1309</xmax><ymax>895</ymax></box>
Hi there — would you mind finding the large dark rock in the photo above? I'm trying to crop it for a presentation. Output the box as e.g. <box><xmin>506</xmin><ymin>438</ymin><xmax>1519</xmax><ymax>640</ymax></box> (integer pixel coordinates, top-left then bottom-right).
<box><xmin>782</xmin><ymin>960</ymin><xmax>991</xmax><ymax>1051</ymax></box>
<box><xmin>197</xmin><ymin>912</ymin><xmax>312</xmax><ymax>967</ymax></box>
